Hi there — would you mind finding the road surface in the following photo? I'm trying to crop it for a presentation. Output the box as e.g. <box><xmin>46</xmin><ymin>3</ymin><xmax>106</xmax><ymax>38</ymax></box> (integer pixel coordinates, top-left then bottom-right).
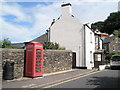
<box><xmin>43</xmin><ymin>70</ymin><xmax>120</xmax><ymax>89</ymax></box>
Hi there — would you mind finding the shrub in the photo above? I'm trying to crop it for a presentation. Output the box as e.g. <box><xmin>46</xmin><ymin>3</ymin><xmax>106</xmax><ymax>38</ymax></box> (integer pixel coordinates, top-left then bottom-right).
<box><xmin>105</xmin><ymin>52</ymin><xmax>118</xmax><ymax>60</ymax></box>
<box><xmin>43</xmin><ymin>42</ymin><xmax>65</xmax><ymax>50</ymax></box>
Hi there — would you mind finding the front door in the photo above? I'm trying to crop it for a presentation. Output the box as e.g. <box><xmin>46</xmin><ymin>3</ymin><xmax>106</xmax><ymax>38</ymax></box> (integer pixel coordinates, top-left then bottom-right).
<box><xmin>72</xmin><ymin>52</ymin><xmax>76</xmax><ymax>68</ymax></box>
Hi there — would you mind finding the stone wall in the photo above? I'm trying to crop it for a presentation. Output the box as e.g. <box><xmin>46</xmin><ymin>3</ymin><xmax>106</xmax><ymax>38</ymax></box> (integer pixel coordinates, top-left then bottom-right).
<box><xmin>2</xmin><ymin>49</ymin><xmax>25</xmax><ymax>79</ymax></box>
<box><xmin>1</xmin><ymin>49</ymin><xmax>72</xmax><ymax>79</ymax></box>
<box><xmin>43</xmin><ymin>50</ymin><xmax>72</xmax><ymax>73</ymax></box>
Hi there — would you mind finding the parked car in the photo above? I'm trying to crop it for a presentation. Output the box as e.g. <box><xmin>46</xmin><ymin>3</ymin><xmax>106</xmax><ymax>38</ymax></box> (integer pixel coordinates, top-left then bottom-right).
<box><xmin>110</xmin><ymin>55</ymin><xmax>120</xmax><ymax>69</ymax></box>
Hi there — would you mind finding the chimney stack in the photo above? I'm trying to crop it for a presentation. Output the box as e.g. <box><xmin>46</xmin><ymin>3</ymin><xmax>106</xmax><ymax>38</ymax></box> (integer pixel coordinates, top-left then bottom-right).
<box><xmin>61</xmin><ymin>3</ymin><xmax>72</xmax><ymax>17</ymax></box>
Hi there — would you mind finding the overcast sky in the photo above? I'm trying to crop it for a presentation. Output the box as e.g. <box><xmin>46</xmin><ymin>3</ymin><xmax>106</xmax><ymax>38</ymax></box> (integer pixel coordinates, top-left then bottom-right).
<box><xmin>0</xmin><ymin>0</ymin><xmax>119</xmax><ymax>43</ymax></box>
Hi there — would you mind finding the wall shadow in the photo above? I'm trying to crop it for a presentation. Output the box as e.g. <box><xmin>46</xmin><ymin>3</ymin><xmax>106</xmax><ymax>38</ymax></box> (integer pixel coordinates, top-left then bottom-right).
<box><xmin>72</xmin><ymin>52</ymin><xmax>76</xmax><ymax>69</ymax></box>
<box><xmin>86</xmin><ymin>71</ymin><xmax>120</xmax><ymax>89</ymax></box>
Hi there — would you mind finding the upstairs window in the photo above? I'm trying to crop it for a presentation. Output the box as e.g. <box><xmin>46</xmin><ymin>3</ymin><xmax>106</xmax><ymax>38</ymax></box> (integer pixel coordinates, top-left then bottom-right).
<box><xmin>90</xmin><ymin>51</ymin><xmax>92</xmax><ymax>62</ymax></box>
<box><xmin>90</xmin><ymin>32</ymin><xmax>92</xmax><ymax>43</ymax></box>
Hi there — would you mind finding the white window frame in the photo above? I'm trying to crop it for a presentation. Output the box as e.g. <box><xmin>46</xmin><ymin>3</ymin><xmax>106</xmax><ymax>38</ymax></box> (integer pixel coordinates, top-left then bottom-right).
<box><xmin>113</xmin><ymin>45</ymin><xmax>115</xmax><ymax>51</ymax></box>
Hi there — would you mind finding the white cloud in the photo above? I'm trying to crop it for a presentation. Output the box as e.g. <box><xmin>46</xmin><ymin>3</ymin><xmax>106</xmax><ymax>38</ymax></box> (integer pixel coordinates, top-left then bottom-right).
<box><xmin>1</xmin><ymin>17</ymin><xmax>33</xmax><ymax>42</ymax></box>
<box><xmin>1</xmin><ymin>2</ymin><xmax>61</xmax><ymax>42</ymax></box>
<box><xmin>1</xmin><ymin>3</ymin><xmax>33</xmax><ymax>42</ymax></box>
<box><xmin>1</xmin><ymin>0</ymin><xmax>119</xmax><ymax>2</ymax></box>
<box><xmin>1</xmin><ymin>3</ymin><xmax>31</xmax><ymax>22</ymax></box>
<box><xmin>72</xmin><ymin>1</ymin><xmax>118</xmax><ymax>24</ymax></box>
<box><xmin>1</xmin><ymin>1</ymin><xmax>118</xmax><ymax>42</ymax></box>
<box><xmin>80</xmin><ymin>0</ymin><xmax>119</xmax><ymax>2</ymax></box>
<box><xmin>31</xmin><ymin>3</ymin><xmax>60</xmax><ymax>35</ymax></box>
<box><xmin>0</xmin><ymin>17</ymin><xmax>2</xmax><ymax>40</ymax></box>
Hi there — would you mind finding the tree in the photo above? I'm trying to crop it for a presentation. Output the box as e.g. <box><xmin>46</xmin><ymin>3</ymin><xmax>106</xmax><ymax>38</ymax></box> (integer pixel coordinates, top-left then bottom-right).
<box><xmin>103</xmin><ymin>12</ymin><xmax>120</xmax><ymax>34</ymax></box>
<box><xmin>2</xmin><ymin>38</ymin><xmax>11</xmax><ymax>48</ymax></box>
<box><xmin>0</xmin><ymin>38</ymin><xmax>15</xmax><ymax>48</ymax></box>
<box><xmin>91</xmin><ymin>21</ymin><xmax>104</xmax><ymax>32</ymax></box>
<box><xmin>113</xmin><ymin>29</ymin><xmax>120</xmax><ymax>37</ymax></box>
<box><xmin>91</xmin><ymin>11</ymin><xmax>120</xmax><ymax>34</ymax></box>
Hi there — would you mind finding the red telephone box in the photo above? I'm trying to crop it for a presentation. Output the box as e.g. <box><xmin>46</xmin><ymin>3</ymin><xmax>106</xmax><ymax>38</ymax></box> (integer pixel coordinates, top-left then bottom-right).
<box><xmin>25</xmin><ymin>42</ymin><xmax>43</xmax><ymax>77</ymax></box>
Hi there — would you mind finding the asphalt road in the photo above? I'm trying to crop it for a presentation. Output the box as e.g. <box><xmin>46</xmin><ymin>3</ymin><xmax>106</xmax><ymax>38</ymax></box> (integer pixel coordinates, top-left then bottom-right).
<box><xmin>2</xmin><ymin>69</ymin><xmax>95</xmax><ymax>88</ymax></box>
<box><xmin>44</xmin><ymin>70</ymin><xmax>120</xmax><ymax>89</ymax></box>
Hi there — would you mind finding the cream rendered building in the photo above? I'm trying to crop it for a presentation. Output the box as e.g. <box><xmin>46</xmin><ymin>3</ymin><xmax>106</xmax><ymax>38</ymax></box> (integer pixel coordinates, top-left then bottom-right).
<box><xmin>47</xmin><ymin>3</ymin><xmax>95</xmax><ymax>69</ymax></box>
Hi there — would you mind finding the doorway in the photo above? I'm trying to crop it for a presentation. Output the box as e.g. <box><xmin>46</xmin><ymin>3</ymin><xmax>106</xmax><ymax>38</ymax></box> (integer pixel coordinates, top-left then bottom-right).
<box><xmin>72</xmin><ymin>52</ymin><xmax>76</xmax><ymax>68</ymax></box>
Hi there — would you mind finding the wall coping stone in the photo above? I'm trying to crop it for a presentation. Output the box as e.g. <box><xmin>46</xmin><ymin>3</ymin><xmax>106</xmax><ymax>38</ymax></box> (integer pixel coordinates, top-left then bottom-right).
<box><xmin>1</xmin><ymin>48</ymin><xmax>24</xmax><ymax>52</ymax></box>
<box><xmin>1</xmin><ymin>48</ymin><xmax>72</xmax><ymax>53</ymax></box>
<box><xmin>44</xmin><ymin>50</ymin><xmax>72</xmax><ymax>52</ymax></box>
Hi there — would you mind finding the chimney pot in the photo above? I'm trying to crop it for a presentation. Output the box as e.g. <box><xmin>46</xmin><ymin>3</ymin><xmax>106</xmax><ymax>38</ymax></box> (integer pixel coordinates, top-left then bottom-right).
<box><xmin>61</xmin><ymin>3</ymin><xmax>72</xmax><ymax>7</ymax></box>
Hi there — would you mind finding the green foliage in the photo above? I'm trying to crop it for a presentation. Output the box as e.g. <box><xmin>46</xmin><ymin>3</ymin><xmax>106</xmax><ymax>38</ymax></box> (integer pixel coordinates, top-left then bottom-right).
<box><xmin>43</xmin><ymin>41</ymin><xmax>65</xmax><ymax>50</ymax></box>
<box><xmin>103</xmin><ymin>12</ymin><xmax>120</xmax><ymax>34</ymax></box>
<box><xmin>0</xmin><ymin>41</ymin><xmax>2</xmax><ymax>48</ymax></box>
<box><xmin>0</xmin><ymin>38</ymin><xmax>16</xmax><ymax>48</ymax></box>
<box><xmin>113</xmin><ymin>29</ymin><xmax>120</xmax><ymax>37</ymax></box>
<box><xmin>43</xmin><ymin>42</ymin><xmax>53</xmax><ymax>49</ymax></box>
<box><xmin>54</xmin><ymin>42</ymin><xmax>59</xmax><ymax>49</ymax></box>
<box><xmin>105</xmin><ymin>52</ymin><xmax>118</xmax><ymax>60</ymax></box>
<box><xmin>91</xmin><ymin>21</ymin><xmax>104</xmax><ymax>32</ymax></box>
<box><xmin>58</xmin><ymin>47</ymin><xmax>66</xmax><ymax>50</ymax></box>
<box><xmin>91</xmin><ymin>11</ymin><xmax>120</xmax><ymax>34</ymax></box>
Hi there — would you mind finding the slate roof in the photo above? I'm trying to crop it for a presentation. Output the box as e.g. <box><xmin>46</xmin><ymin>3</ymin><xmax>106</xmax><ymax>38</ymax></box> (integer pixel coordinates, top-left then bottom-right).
<box><xmin>30</xmin><ymin>33</ymin><xmax>48</xmax><ymax>44</ymax></box>
<box><xmin>103</xmin><ymin>36</ymin><xmax>118</xmax><ymax>43</ymax></box>
<box><xmin>11</xmin><ymin>43</ymin><xmax>25</xmax><ymax>49</ymax></box>
<box><xmin>11</xmin><ymin>33</ymin><xmax>48</xmax><ymax>49</ymax></box>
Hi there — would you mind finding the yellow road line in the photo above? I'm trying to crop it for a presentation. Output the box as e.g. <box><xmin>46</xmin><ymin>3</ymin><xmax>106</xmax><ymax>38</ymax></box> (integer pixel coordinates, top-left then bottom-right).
<box><xmin>23</xmin><ymin>69</ymin><xmax>105</xmax><ymax>88</ymax></box>
<box><xmin>43</xmin><ymin>70</ymin><xmax>104</xmax><ymax>88</ymax></box>
<box><xmin>22</xmin><ymin>84</ymin><xmax>36</xmax><ymax>88</ymax></box>
<box><xmin>30</xmin><ymin>70</ymin><xmax>98</xmax><ymax>88</ymax></box>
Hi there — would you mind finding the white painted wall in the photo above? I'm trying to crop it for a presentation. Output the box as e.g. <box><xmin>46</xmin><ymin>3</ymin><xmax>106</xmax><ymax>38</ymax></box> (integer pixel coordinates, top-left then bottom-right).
<box><xmin>61</xmin><ymin>5</ymin><xmax>72</xmax><ymax>17</ymax></box>
<box><xmin>99</xmin><ymin>39</ymin><xmax>103</xmax><ymax>50</ymax></box>
<box><xmin>49</xmin><ymin>4</ymin><xmax>95</xmax><ymax>69</ymax></box>
<box><xmin>50</xmin><ymin>15</ymin><xmax>84</xmax><ymax>67</ymax></box>
<box><xmin>85</xmin><ymin>26</ymin><xmax>95</xmax><ymax>69</ymax></box>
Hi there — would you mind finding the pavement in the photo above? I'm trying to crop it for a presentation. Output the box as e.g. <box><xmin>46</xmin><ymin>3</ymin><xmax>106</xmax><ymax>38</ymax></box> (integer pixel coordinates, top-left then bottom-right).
<box><xmin>2</xmin><ymin>68</ymin><xmax>98</xmax><ymax>88</ymax></box>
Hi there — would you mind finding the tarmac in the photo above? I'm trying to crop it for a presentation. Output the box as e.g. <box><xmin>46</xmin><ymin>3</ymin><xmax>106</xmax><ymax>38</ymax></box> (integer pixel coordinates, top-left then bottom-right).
<box><xmin>2</xmin><ymin>68</ymin><xmax>98</xmax><ymax>89</ymax></box>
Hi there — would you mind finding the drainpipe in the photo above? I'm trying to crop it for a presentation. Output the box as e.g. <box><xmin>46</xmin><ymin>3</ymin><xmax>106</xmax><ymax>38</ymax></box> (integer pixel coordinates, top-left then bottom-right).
<box><xmin>79</xmin><ymin>46</ymin><xmax>81</xmax><ymax>67</ymax></box>
<box><xmin>46</xmin><ymin>28</ymin><xmax>50</xmax><ymax>42</ymax></box>
<box><xmin>83</xmin><ymin>24</ymin><xmax>86</xmax><ymax>67</ymax></box>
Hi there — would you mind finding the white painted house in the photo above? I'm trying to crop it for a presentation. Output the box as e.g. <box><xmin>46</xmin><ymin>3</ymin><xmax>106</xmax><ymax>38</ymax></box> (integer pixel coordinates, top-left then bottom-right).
<box><xmin>47</xmin><ymin>3</ymin><xmax>95</xmax><ymax>69</ymax></box>
<box><xmin>94</xmin><ymin>29</ymin><xmax>104</xmax><ymax>68</ymax></box>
